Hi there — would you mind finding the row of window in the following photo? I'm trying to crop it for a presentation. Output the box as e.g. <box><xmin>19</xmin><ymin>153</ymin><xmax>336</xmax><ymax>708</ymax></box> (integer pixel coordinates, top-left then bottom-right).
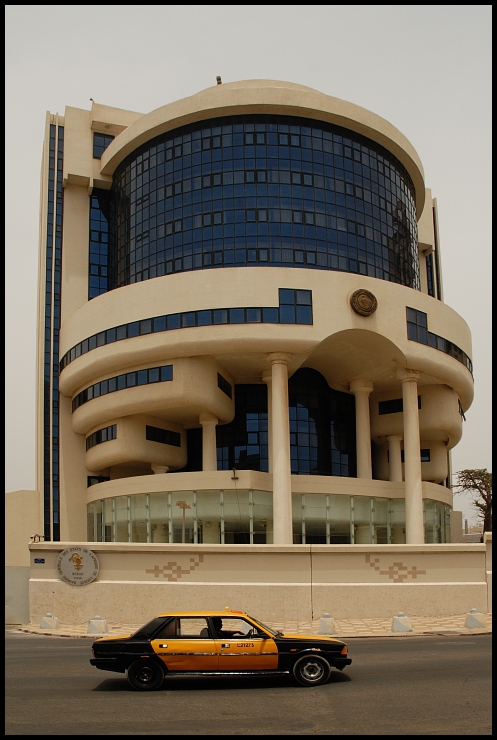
<box><xmin>406</xmin><ymin>307</ymin><xmax>473</xmax><ymax>374</ymax></box>
<box><xmin>86</xmin><ymin>424</ymin><xmax>116</xmax><ymax>450</ymax></box>
<box><xmin>60</xmin><ymin>289</ymin><xmax>312</xmax><ymax>372</ymax></box>
<box><xmin>86</xmin><ymin>423</ymin><xmax>181</xmax><ymax>452</ymax></box>
<box><xmin>86</xmin><ymin>490</ymin><xmax>451</xmax><ymax>545</ymax></box>
<box><xmin>108</xmin><ymin>114</ymin><xmax>419</xmax><ymax>291</ymax></box>
<box><xmin>72</xmin><ymin>365</ymin><xmax>173</xmax><ymax>412</ymax></box>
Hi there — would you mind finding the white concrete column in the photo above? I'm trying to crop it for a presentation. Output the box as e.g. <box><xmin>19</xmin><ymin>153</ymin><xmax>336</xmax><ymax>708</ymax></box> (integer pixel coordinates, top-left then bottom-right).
<box><xmin>262</xmin><ymin>370</ymin><xmax>272</xmax><ymax>473</ymax></box>
<box><xmin>349</xmin><ymin>380</ymin><xmax>374</xmax><ymax>479</ymax></box>
<box><xmin>151</xmin><ymin>464</ymin><xmax>169</xmax><ymax>474</ymax></box>
<box><xmin>397</xmin><ymin>369</ymin><xmax>424</xmax><ymax>544</ymax></box>
<box><xmin>386</xmin><ymin>434</ymin><xmax>403</xmax><ymax>482</ymax></box>
<box><xmin>266</xmin><ymin>352</ymin><xmax>293</xmax><ymax>544</ymax></box>
<box><xmin>199</xmin><ymin>413</ymin><xmax>218</xmax><ymax>471</ymax></box>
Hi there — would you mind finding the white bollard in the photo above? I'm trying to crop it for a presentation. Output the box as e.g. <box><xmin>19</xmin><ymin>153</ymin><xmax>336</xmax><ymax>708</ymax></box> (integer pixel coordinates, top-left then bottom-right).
<box><xmin>40</xmin><ymin>612</ymin><xmax>60</xmax><ymax>629</ymax></box>
<box><xmin>464</xmin><ymin>608</ymin><xmax>487</xmax><ymax>629</ymax></box>
<box><xmin>87</xmin><ymin>615</ymin><xmax>109</xmax><ymax>634</ymax></box>
<box><xmin>391</xmin><ymin>612</ymin><xmax>413</xmax><ymax>632</ymax></box>
<box><xmin>318</xmin><ymin>612</ymin><xmax>336</xmax><ymax>635</ymax></box>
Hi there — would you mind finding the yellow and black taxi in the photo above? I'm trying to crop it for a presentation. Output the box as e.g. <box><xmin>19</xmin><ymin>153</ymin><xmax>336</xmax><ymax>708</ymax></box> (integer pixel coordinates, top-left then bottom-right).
<box><xmin>90</xmin><ymin>609</ymin><xmax>351</xmax><ymax>690</ymax></box>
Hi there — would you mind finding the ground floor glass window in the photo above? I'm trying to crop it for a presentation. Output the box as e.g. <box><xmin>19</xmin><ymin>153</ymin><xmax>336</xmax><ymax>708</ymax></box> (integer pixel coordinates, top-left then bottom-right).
<box><xmin>87</xmin><ymin>491</ymin><xmax>450</xmax><ymax>544</ymax></box>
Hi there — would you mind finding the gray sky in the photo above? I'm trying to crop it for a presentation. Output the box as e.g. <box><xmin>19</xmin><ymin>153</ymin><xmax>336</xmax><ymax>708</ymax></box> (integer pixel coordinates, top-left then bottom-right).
<box><xmin>5</xmin><ymin>5</ymin><xmax>491</xmax><ymax>525</ymax></box>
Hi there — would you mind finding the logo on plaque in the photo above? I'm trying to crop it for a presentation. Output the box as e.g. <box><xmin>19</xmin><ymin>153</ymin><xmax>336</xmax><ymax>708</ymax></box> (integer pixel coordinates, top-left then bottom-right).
<box><xmin>57</xmin><ymin>547</ymin><xmax>99</xmax><ymax>586</ymax></box>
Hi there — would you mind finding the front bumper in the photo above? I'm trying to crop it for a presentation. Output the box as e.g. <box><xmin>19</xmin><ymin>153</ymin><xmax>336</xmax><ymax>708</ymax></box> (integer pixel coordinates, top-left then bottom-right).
<box><xmin>90</xmin><ymin>657</ymin><xmax>125</xmax><ymax>673</ymax></box>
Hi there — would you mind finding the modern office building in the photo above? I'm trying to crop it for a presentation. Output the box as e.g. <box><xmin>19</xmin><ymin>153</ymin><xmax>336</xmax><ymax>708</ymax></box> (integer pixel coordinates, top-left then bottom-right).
<box><xmin>37</xmin><ymin>79</ymin><xmax>473</xmax><ymax>549</ymax></box>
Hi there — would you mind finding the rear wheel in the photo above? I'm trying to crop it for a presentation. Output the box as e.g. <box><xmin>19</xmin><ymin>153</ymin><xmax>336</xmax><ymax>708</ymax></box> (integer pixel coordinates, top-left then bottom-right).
<box><xmin>127</xmin><ymin>660</ymin><xmax>164</xmax><ymax>691</ymax></box>
<box><xmin>293</xmin><ymin>654</ymin><xmax>331</xmax><ymax>686</ymax></box>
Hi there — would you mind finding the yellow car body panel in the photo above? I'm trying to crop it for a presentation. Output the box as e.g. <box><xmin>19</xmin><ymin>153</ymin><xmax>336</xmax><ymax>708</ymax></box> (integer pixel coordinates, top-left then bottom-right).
<box><xmin>216</xmin><ymin>637</ymin><xmax>278</xmax><ymax>670</ymax></box>
<box><xmin>151</xmin><ymin>638</ymin><xmax>218</xmax><ymax>671</ymax></box>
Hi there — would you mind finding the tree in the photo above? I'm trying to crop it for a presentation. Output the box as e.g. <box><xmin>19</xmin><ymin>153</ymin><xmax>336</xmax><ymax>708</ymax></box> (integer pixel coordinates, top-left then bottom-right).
<box><xmin>453</xmin><ymin>469</ymin><xmax>492</xmax><ymax>535</ymax></box>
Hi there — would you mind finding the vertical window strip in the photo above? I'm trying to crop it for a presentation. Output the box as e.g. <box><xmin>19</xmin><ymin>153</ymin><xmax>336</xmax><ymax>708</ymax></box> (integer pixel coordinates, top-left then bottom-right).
<box><xmin>43</xmin><ymin>123</ymin><xmax>56</xmax><ymax>540</ymax></box>
<box><xmin>88</xmin><ymin>189</ymin><xmax>111</xmax><ymax>299</ymax></box>
<box><xmin>52</xmin><ymin>124</ymin><xmax>64</xmax><ymax>540</ymax></box>
<box><xmin>432</xmin><ymin>207</ymin><xmax>442</xmax><ymax>301</ymax></box>
<box><xmin>425</xmin><ymin>253</ymin><xmax>435</xmax><ymax>297</ymax></box>
<box><xmin>43</xmin><ymin>122</ymin><xmax>64</xmax><ymax>541</ymax></box>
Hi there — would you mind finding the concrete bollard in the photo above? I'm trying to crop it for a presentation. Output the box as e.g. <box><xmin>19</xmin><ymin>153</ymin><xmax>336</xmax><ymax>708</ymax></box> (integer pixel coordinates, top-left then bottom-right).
<box><xmin>87</xmin><ymin>615</ymin><xmax>109</xmax><ymax>634</ymax></box>
<box><xmin>318</xmin><ymin>612</ymin><xmax>336</xmax><ymax>635</ymax></box>
<box><xmin>40</xmin><ymin>612</ymin><xmax>60</xmax><ymax>629</ymax></box>
<box><xmin>464</xmin><ymin>608</ymin><xmax>487</xmax><ymax>629</ymax></box>
<box><xmin>391</xmin><ymin>612</ymin><xmax>413</xmax><ymax>632</ymax></box>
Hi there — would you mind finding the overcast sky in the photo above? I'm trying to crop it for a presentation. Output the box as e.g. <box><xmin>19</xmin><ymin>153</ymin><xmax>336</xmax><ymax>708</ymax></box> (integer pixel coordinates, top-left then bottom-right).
<box><xmin>5</xmin><ymin>5</ymin><xmax>491</xmax><ymax>525</ymax></box>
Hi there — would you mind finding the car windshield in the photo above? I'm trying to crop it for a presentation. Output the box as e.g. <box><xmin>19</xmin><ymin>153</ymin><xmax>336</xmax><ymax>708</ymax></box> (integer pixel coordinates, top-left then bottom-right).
<box><xmin>247</xmin><ymin>615</ymin><xmax>281</xmax><ymax>636</ymax></box>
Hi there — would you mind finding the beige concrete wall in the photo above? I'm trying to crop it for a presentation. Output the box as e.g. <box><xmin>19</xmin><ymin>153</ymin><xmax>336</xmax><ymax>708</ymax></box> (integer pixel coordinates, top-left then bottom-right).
<box><xmin>5</xmin><ymin>490</ymin><xmax>42</xmax><ymax>567</ymax></box>
<box><xmin>450</xmin><ymin>511</ymin><xmax>464</xmax><ymax>542</ymax></box>
<box><xmin>85</xmin><ymin>414</ymin><xmax>187</xmax><ymax>472</ymax></box>
<box><xmin>5</xmin><ymin>489</ymin><xmax>41</xmax><ymax>625</ymax></box>
<box><xmin>27</xmin><ymin>541</ymin><xmax>489</xmax><ymax>623</ymax></box>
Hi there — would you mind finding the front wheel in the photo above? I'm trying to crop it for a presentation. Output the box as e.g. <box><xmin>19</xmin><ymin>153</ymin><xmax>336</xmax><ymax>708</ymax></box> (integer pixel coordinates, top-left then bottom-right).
<box><xmin>293</xmin><ymin>654</ymin><xmax>331</xmax><ymax>686</ymax></box>
<box><xmin>127</xmin><ymin>660</ymin><xmax>164</xmax><ymax>691</ymax></box>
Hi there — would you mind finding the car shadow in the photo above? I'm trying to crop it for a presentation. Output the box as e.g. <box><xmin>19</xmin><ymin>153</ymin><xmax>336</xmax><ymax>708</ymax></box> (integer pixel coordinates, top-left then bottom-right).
<box><xmin>92</xmin><ymin>670</ymin><xmax>351</xmax><ymax>692</ymax></box>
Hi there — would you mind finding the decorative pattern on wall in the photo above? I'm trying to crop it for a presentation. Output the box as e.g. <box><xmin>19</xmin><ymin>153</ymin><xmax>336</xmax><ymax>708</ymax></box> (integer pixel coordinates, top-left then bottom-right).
<box><xmin>145</xmin><ymin>554</ymin><xmax>204</xmax><ymax>582</ymax></box>
<box><xmin>365</xmin><ymin>554</ymin><xmax>426</xmax><ymax>583</ymax></box>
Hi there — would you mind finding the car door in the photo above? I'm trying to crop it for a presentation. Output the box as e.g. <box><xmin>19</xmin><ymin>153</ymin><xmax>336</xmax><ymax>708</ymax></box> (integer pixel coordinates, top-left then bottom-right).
<box><xmin>213</xmin><ymin>617</ymin><xmax>278</xmax><ymax>671</ymax></box>
<box><xmin>150</xmin><ymin>617</ymin><xmax>218</xmax><ymax>671</ymax></box>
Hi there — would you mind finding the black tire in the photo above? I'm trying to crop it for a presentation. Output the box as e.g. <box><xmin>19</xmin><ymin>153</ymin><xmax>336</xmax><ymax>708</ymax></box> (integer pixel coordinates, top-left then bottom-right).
<box><xmin>127</xmin><ymin>660</ymin><xmax>164</xmax><ymax>691</ymax></box>
<box><xmin>293</xmin><ymin>654</ymin><xmax>331</xmax><ymax>686</ymax></box>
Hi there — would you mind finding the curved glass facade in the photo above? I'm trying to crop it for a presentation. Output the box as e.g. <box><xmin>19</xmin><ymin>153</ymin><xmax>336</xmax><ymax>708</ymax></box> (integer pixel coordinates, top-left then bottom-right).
<box><xmin>215</xmin><ymin>372</ymin><xmax>356</xmax><ymax>476</ymax></box>
<box><xmin>109</xmin><ymin>115</ymin><xmax>419</xmax><ymax>290</ymax></box>
<box><xmin>87</xmin><ymin>491</ymin><xmax>451</xmax><ymax>545</ymax></box>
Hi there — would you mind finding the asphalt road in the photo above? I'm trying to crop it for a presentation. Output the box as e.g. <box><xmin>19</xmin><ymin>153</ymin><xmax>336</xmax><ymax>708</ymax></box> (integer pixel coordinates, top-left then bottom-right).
<box><xmin>5</xmin><ymin>629</ymin><xmax>492</xmax><ymax>735</ymax></box>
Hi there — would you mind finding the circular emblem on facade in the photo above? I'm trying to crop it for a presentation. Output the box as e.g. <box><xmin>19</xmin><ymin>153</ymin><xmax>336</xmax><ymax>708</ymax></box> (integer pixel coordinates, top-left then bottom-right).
<box><xmin>350</xmin><ymin>289</ymin><xmax>378</xmax><ymax>316</ymax></box>
<box><xmin>56</xmin><ymin>546</ymin><xmax>99</xmax><ymax>586</ymax></box>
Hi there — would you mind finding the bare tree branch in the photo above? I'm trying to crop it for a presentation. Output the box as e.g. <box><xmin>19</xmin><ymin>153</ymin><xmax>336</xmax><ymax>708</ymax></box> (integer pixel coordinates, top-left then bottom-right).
<box><xmin>452</xmin><ymin>469</ymin><xmax>492</xmax><ymax>533</ymax></box>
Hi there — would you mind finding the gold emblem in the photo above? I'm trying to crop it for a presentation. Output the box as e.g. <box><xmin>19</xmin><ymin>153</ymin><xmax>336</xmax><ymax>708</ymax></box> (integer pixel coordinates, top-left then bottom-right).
<box><xmin>68</xmin><ymin>552</ymin><xmax>84</xmax><ymax>570</ymax></box>
<box><xmin>350</xmin><ymin>289</ymin><xmax>378</xmax><ymax>316</ymax></box>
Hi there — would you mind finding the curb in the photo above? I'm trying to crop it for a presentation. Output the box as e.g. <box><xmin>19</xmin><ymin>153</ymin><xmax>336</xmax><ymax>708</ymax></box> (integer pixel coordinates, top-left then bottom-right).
<box><xmin>11</xmin><ymin>626</ymin><xmax>492</xmax><ymax>639</ymax></box>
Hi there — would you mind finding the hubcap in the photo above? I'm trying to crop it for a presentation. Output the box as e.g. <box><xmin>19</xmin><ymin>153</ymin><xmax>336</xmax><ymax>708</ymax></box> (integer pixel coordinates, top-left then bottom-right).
<box><xmin>301</xmin><ymin>660</ymin><xmax>324</xmax><ymax>681</ymax></box>
<box><xmin>138</xmin><ymin>666</ymin><xmax>155</xmax><ymax>684</ymax></box>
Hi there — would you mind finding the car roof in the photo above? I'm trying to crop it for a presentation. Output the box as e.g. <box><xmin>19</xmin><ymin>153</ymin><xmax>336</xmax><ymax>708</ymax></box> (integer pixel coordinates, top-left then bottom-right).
<box><xmin>155</xmin><ymin>610</ymin><xmax>250</xmax><ymax>618</ymax></box>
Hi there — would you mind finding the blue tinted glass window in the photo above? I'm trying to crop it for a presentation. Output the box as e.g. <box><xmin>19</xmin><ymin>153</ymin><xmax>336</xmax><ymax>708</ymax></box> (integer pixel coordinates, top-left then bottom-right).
<box><xmin>280</xmin><ymin>305</ymin><xmax>295</xmax><ymax>323</ymax></box>
<box><xmin>109</xmin><ymin>115</ymin><xmax>419</xmax><ymax>293</ymax></box>
<box><xmin>229</xmin><ymin>308</ymin><xmax>244</xmax><ymax>323</ymax></box>
<box><xmin>93</xmin><ymin>132</ymin><xmax>115</xmax><ymax>159</ymax></box>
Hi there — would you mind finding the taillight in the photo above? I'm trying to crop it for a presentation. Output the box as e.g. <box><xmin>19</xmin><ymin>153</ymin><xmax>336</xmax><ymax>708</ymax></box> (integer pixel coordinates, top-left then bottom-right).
<box><xmin>340</xmin><ymin>646</ymin><xmax>348</xmax><ymax>655</ymax></box>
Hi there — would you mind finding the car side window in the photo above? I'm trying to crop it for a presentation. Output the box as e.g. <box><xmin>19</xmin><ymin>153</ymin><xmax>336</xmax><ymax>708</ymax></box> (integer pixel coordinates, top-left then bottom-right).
<box><xmin>216</xmin><ymin>618</ymin><xmax>261</xmax><ymax>638</ymax></box>
<box><xmin>156</xmin><ymin>619</ymin><xmax>177</xmax><ymax>638</ymax></box>
<box><xmin>176</xmin><ymin>617</ymin><xmax>211</xmax><ymax>639</ymax></box>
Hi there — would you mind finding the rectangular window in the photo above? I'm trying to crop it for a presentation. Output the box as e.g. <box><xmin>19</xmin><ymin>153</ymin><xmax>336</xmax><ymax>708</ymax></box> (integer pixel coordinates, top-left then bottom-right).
<box><xmin>218</xmin><ymin>373</ymin><xmax>233</xmax><ymax>398</ymax></box>
<box><xmin>146</xmin><ymin>425</ymin><xmax>181</xmax><ymax>447</ymax></box>
<box><xmin>86</xmin><ymin>425</ymin><xmax>116</xmax><ymax>450</ymax></box>
<box><xmin>87</xmin><ymin>476</ymin><xmax>110</xmax><ymax>487</ymax></box>
<box><xmin>396</xmin><ymin>449</ymin><xmax>431</xmax><ymax>463</ymax></box>
<box><xmin>93</xmin><ymin>132</ymin><xmax>115</xmax><ymax>159</ymax></box>
<box><xmin>379</xmin><ymin>397</ymin><xmax>421</xmax><ymax>415</ymax></box>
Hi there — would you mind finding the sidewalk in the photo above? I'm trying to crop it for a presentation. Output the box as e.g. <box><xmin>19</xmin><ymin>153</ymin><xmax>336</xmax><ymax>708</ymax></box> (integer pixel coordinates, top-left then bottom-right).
<box><xmin>12</xmin><ymin>612</ymin><xmax>492</xmax><ymax>639</ymax></box>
